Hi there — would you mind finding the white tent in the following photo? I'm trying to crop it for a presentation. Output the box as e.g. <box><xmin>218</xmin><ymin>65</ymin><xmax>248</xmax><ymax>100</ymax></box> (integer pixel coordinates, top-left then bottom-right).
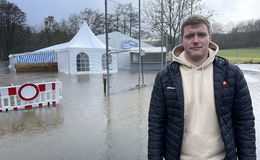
<box><xmin>9</xmin><ymin>21</ymin><xmax>117</xmax><ymax>74</ymax></box>
<box><xmin>41</xmin><ymin>21</ymin><xmax>117</xmax><ymax>74</ymax></box>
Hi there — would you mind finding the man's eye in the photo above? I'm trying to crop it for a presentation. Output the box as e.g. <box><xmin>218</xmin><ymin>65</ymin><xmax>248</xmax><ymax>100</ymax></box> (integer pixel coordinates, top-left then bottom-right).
<box><xmin>185</xmin><ymin>35</ymin><xmax>193</xmax><ymax>39</ymax></box>
<box><xmin>198</xmin><ymin>33</ymin><xmax>207</xmax><ymax>37</ymax></box>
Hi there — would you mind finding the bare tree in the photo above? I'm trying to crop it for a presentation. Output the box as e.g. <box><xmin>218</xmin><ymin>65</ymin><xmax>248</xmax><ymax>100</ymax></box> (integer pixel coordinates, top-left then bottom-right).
<box><xmin>143</xmin><ymin>0</ymin><xmax>213</xmax><ymax>51</ymax></box>
<box><xmin>109</xmin><ymin>3</ymin><xmax>139</xmax><ymax>37</ymax></box>
<box><xmin>67</xmin><ymin>14</ymin><xmax>81</xmax><ymax>35</ymax></box>
<box><xmin>212</xmin><ymin>19</ymin><xmax>260</xmax><ymax>49</ymax></box>
<box><xmin>40</xmin><ymin>16</ymin><xmax>59</xmax><ymax>46</ymax></box>
<box><xmin>255</xmin><ymin>19</ymin><xmax>260</xmax><ymax>31</ymax></box>
<box><xmin>80</xmin><ymin>8</ymin><xmax>105</xmax><ymax>35</ymax></box>
<box><xmin>112</xmin><ymin>4</ymin><xmax>124</xmax><ymax>32</ymax></box>
<box><xmin>212</xmin><ymin>22</ymin><xmax>224</xmax><ymax>34</ymax></box>
<box><xmin>65</xmin><ymin>3</ymin><xmax>140</xmax><ymax>37</ymax></box>
<box><xmin>44</xmin><ymin>16</ymin><xmax>58</xmax><ymax>32</ymax></box>
<box><xmin>0</xmin><ymin>0</ymin><xmax>26</xmax><ymax>60</ymax></box>
<box><xmin>66</xmin><ymin>8</ymin><xmax>105</xmax><ymax>35</ymax></box>
<box><xmin>223</xmin><ymin>22</ymin><xmax>234</xmax><ymax>33</ymax></box>
<box><xmin>126</xmin><ymin>3</ymin><xmax>139</xmax><ymax>37</ymax></box>
<box><xmin>233</xmin><ymin>20</ymin><xmax>256</xmax><ymax>32</ymax></box>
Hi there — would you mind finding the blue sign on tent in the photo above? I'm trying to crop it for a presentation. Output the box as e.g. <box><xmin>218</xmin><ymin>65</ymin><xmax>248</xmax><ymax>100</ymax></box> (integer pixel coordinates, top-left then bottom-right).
<box><xmin>16</xmin><ymin>51</ymin><xmax>57</xmax><ymax>64</ymax></box>
<box><xmin>120</xmin><ymin>40</ymin><xmax>139</xmax><ymax>50</ymax></box>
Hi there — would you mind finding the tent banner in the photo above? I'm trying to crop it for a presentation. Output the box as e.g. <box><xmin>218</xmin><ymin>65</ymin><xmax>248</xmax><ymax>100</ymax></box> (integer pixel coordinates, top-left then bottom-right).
<box><xmin>15</xmin><ymin>51</ymin><xmax>57</xmax><ymax>64</ymax></box>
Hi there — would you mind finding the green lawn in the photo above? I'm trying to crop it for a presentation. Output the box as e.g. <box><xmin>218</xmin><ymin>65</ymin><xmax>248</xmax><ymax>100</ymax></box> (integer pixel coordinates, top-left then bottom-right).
<box><xmin>218</xmin><ymin>48</ymin><xmax>260</xmax><ymax>63</ymax></box>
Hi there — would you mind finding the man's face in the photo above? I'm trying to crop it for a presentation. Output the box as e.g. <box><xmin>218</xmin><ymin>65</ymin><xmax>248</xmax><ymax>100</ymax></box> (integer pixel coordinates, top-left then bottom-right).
<box><xmin>181</xmin><ymin>24</ymin><xmax>211</xmax><ymax>63</ymax></box>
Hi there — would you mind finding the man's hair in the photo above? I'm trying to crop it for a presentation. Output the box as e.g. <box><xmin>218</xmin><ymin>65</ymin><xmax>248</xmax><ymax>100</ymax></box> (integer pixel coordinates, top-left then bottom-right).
<box><xmin>181</xmin><ymin>15</ymin><xmax>211</xmax><ymax>37</ymax></box>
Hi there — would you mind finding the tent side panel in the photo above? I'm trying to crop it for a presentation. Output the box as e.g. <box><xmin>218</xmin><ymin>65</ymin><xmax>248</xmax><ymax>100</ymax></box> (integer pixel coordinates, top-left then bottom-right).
<box><xmin>117</xmin><ymin>52</ymin><xmax>130</xmax><ymax>69</ymax></box>
<box><xmin>57</xmin><ymin>50</ymin><xmax>69</xmax><ymax>74</ymax></box>
<box><xmin>90</xmin><ymin>52</ymin><xmax>102</xmax><ymax>73</ymax></box>
<box><xmin>69</xmin><ymin>50</ymin><xmax>77</xmax><ymax>74</ymax></box>
<box><xmin>110</xmin><ymin>54</ymin><xmax>118</xmax><ymax>72</ymax></box>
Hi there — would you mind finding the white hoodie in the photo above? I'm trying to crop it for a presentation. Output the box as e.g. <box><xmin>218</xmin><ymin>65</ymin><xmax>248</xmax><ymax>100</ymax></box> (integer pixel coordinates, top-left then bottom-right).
<box><xmin>172</xmin><ymin>42</ymin><xmax>225</xmax><ymax>160</ymax></box>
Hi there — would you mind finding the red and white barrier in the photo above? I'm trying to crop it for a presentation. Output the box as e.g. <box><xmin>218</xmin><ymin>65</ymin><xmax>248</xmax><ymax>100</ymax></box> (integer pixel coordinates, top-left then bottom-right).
<box><xmin>0</xmin><ymin>81</ymin><xmax>62</xmax><ymax>112</ymax></box>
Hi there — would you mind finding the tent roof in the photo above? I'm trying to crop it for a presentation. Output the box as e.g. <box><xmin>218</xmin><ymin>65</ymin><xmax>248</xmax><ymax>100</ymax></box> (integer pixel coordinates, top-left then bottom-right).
<box><xmin>69</xmin><ymin>21</ymin><xmax>106</xmax><ymax>48</ymax></box>
<box><xmin>97</xmin><ymin>31</ymin><xmax>153</xmax><ymax>50</ymax></box>
<box><xmin>35</xmin><ymin>42</ymin><xmax>69</xmax><ymax>52</ymax></box>
<box><xmin>35</xmin><ymin>21</ymin><xmax>106</xmax><ymax>52</ymax></box>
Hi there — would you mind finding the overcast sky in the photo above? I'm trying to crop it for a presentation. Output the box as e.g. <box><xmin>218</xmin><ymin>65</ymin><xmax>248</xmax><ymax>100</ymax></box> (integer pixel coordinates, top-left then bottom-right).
<box><xmin>8</xmin><ymin>0</ymin><xmax>260</xmax><ymax>26</ymax></box>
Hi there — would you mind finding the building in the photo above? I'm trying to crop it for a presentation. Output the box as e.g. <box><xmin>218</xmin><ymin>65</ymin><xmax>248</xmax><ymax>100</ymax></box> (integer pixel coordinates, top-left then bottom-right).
<box><xmin>97</xmin><ymin>32</ymin><xmax>166</xmax><ymax>71</ymax></box>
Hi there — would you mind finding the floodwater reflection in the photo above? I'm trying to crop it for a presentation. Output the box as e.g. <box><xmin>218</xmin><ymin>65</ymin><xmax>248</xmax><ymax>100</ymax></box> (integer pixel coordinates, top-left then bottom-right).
<box><xmin>0</xmin><ymin>63</ymin><xmax>259</xmax><ymax>160</ymax></box>
<box><xmin>0</xmin><ymin>106</ymin><xmax>64</xmax><ymax>136</ymax></box>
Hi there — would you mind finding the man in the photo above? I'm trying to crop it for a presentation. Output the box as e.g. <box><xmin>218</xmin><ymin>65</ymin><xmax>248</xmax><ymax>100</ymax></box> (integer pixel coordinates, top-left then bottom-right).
<box><xmin>148</xmin><ymin>15</ymin><xmax>256</xmax><ymax>160</ymax></box>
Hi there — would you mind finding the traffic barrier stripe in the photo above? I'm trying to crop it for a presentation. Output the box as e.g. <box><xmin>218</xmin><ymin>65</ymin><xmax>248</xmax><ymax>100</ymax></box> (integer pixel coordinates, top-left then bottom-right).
<box><xmin>0</xmin><ymin>81</ymin><xmax>62</xmax><ymax>112</ymax></box>
<box><xmin>52</xmin><ymin>83</ymin><xmax>55</xmax><ymax>90</ymax></box>
<box><xmin>8</xmin><ymin>88</ymin><xmax>16</xmax><ymax>95</ymax></box>
<box><xmin>38</xmin><ymin>84</ymin><xmax>46</xmax><ymax>92</ymax></box>
<box><xmin>25</xmin><ymin>105</ymin><xmax>32</xmax><ymax>109</ymax></box>
<box><xmin>39</xmin><ymin>103</ymin><xmax>43</xmax><ymax>107</ymax></box>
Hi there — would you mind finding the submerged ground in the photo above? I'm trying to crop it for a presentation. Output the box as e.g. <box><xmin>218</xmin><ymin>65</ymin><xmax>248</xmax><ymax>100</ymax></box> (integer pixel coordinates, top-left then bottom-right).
<box><xmin>0</xmin><ymin>63</ymin><xmax>259</xmax><ymax>160</ymax></box>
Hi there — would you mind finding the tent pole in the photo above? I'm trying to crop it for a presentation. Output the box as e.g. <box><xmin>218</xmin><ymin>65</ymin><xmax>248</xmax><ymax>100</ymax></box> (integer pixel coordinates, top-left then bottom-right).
<box><xmin>105</xmin><ymin>0</ymin><xmax>110</xmax><ymax>96</ymax></box>
<box><xmin>161</xmin><ymin>0</ymin><xmax>164</xmax><ymax>70</ymax></box>
<box><xmin>139</xmin><ymin>0</ymin><xmax>144</xmax><ymax>86</ymax></box>
<box><xmin>137</xmin><ymin>0</ymin><xmax>141</xmax><ymax>87</ymax></box>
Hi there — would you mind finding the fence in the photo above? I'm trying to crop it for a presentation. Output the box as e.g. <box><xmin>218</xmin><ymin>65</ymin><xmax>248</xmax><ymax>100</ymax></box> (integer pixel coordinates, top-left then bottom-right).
<box><xmin>0</xmin><ymin>81</ymin><xmax>62</xmax><ymax>112</ymax></box>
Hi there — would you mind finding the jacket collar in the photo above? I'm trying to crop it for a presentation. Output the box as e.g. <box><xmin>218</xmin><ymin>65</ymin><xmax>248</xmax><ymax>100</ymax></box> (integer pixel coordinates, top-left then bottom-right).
<box><xmin>213</xmin><ymin>56</ymin><xmax>228</xmax><ymax>70</ymax></box>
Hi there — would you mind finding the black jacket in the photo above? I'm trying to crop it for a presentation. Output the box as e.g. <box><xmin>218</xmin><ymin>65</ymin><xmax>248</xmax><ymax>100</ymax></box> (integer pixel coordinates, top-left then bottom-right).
<box><xmin>148</xmin><ymin>56</ymin><xmax>256</xmax><ymax>160</ymax></box>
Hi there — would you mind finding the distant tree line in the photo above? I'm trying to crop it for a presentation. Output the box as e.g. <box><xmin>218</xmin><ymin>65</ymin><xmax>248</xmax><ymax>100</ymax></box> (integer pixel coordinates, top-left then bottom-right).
<box><xmin>0</xmin><ymin>0</ymin><xmax>141</xmax><ymax>61</ymax></box>
<box><xmin>212</xmin><ymin>20</ymin><xmax>260</xmax><ymax>49</ymax></box>
<box><xmin>0</xmin><ymin>0</ymin><xmax>26</xmax><ymax>60</ymax></box>
<box><xmin>0</xmin><ymin>0</ymin><xmax>73</xmax><ymax>60</ymax></box>
<box><xmin>1</xmin><ymin>0</ymin><xmax>260</xmax><ymax>61</ymax></box>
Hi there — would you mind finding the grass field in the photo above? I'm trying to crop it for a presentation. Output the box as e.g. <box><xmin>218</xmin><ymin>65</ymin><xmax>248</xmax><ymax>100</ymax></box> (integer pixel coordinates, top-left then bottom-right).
<box><xmin>218</xmin><ymin>48</ymin><xmax>260</xmax><ymax>63</ymax></box>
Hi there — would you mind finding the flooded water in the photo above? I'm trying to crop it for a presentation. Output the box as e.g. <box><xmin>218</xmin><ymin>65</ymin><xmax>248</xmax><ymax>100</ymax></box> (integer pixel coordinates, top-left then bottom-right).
<box><xmin>0</xmin><ymin>62</ymin><xmax>260</xmax><ymax>160</ymax></box>
<box><xmin>239</xmin><ymin>64</ymin><xmax>260</xmax><ymax>157</ymax></box>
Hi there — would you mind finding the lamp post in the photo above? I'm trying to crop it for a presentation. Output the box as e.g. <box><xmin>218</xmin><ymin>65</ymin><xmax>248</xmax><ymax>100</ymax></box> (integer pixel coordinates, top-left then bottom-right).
<box><xmin>161</xmin><ymin>0</ymin><xmax>164</xmax><ymax>70</ymax></box>
<box><xmin>105</xmin><ymin>0</ymin><xmax>110</xmax><ymax>96</ymax></box>
<box><xmin>138</xmin><ymin>0</ymin><xmax>144</xmax><ymax>86</ymax></box>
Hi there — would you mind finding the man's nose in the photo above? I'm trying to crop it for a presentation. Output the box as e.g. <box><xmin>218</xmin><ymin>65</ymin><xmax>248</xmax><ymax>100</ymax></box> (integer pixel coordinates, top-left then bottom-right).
<box><xmin>192</xmin><ymin>35</ymin><xmax>199</xmax><ymax>43</ymax></box>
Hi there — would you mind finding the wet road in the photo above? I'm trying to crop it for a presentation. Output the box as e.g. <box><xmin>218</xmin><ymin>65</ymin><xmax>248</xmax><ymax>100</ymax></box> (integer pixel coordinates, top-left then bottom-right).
<box><xmin>0</xmin><ymin>63</ymin><xmax>260</xmax><ymax>160</ymax></box>
<box><xmin>240</xmin><ymin>65</ymin><xmax>260</xmax><ymax>157</ymax></box>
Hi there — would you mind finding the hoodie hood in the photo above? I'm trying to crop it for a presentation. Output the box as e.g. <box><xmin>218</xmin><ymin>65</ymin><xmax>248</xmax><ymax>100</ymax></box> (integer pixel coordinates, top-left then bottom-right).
<box><xmin>172</xmin><ymin>41</ymin><xmax>219</xmax><ymax>70</ymax></box>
